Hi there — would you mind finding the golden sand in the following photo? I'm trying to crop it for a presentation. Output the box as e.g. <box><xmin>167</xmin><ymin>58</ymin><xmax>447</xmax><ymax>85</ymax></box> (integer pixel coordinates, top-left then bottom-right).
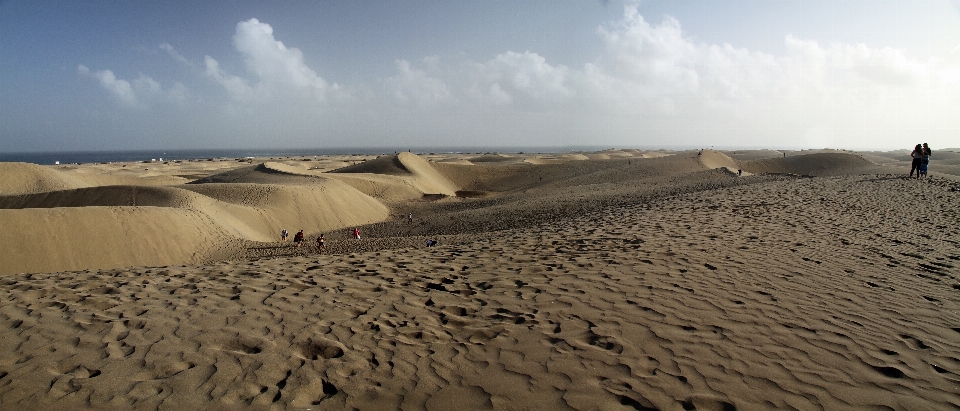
<box><xmin>1</xmin><ymin>149</ymin><xmax>959</xmax><ymax>410</ymax></box>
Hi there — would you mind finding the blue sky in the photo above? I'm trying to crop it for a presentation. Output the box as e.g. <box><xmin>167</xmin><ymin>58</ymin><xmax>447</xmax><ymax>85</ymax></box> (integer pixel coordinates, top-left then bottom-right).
<box><xmin>2</xmin><ymin>0</ymin><xmax>959</xmax><ymax>152</ymax></box>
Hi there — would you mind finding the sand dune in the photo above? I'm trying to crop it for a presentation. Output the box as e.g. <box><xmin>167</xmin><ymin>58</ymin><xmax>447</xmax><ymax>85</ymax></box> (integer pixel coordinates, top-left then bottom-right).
<box><xmin>722</xmin><ymin>149</ymin><xmax>784</xmax><ymax>161</ymax></box>
<box><xmin>1</xmin><ymin>169</ymin><xmax>957</xmax><ymax>410</ymax></box>
<box><xmin>0</xmin><ymin>206</ymin><xmax>242</xmax><ymax>275</ymax></box>
<box><xmin>741</xmin><ymin>152</ymin><xmax>883</xmax><ymax>176</ymax></box>
<box><xmin>0</xmin><ymin>162</ymin><xmax>89</xmax><ymax>195</ymax></box>
<box><xmin>468</xmin><ymin>154</ymin><xmax>524</xmax><ymax>164</ymax></box>
<box><xmin>525</xmin><ymin>153</ymin><xmax>591</xmax><ymax>164</ymax></box>
<box><xmin>0</xmin><ymin>164</ymin><xmax>389</xmax><ymax>274</ymax></box>
<box><xmin>1</xmin><ymin>149</ymin><xmax>959</xmax><ymax>410</ymax></box>
<box><xmin>0</xmin><ymin>150</ymin><xmax>929</xmax><ymax>275</ymax></box>
<box><xmin>696</xmin><ymin>150</ymin><xmax>740</xmax><ymax>173</ymax></box>
<box><xmin>330</xmin><ymin>152</ymin><xmax>459</xmax><ymax>199</ymax></box>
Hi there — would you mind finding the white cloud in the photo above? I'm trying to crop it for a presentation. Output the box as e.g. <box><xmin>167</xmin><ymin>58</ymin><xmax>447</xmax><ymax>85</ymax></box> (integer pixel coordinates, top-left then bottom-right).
<box><xmin>76</xmin><ymin>11</ymin><xmax>960</xmax><ymax>149</ymax></box>
<box><xmin>78</xmin><ymin>64</ymin><xmax>137</xmax><ymax>106</ymax></box>
<box><xmin>79</xmin><ymin>64</ymin><xmax>191</xmax><ymax>108</ymax></box>
<box><xmin>383</xmin><ymin>59</ymin><xmax>451</xmax><ymax>106</ymax></box>
<box><xmin>571</xmin><ymin>5</ymin><xmax>960</xmax><ymax>146</ymax></box>
<box><xmin>204</xmin><ymin>56</ymin><xmax>254</xmax><ymax>101</ymax></box>
<box><xmin>481</xmin><ymin>51</ymin><xmax>574</xmax><ymax>102</ymax></box>
<box><xmin>488</xmin><ymin>83</ymin><xmax>513</xmax><ymax>105</ymax></box>
<box><xmin>200</xmin><ymin>18</ymin><xmax>339</xmax><ymax>107</ymax></box>
<box><xmin>160</xmin><ymin>43</ymin><xmax>192</xmax><ymax>67</ymax></box>
<box><xmin>234</xmin><ymin>19</ymin><xmax>327</xmax><ymax>91</ymax></box>
<box><xmin>598</xmin><ymin>10</ymin><xmax>700</xmax><ymax>94</ymax></box>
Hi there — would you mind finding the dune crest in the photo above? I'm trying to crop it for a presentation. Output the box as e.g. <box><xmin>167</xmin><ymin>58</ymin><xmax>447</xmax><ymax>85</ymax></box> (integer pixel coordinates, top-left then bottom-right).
<box><xmin>0</xmin><ymin>163</ymin><xmax>89</xmax><ymax>195</ymax></box>
<box><xmin>696</xmin><ymin>150</ymin><xmax>741</xmax><ymax>173</ymax></box>
<box><xmin>0</xmin><ymin>207</ymin><xmax>238</xmax><ymax>274</ymax></box>
<box><xmin>0</xmin><ymin>164</ymin><xmax>389</xmax><ymax>274</ymax></box>
<box><xmin>330</xmin><ymin>152</ymin><xmax>459</xmax><ymax>199</ymax></box>
<box><xmin>742</xmin><ymin>152</ymin><xmax>879</xmax><ymax>176</ymax></box>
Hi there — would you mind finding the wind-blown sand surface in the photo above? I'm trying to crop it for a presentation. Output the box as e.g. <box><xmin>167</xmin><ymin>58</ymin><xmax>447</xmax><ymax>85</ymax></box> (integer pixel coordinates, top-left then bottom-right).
<box><xmin>1</xmin><ymin>149</ymin><xmax>959</xmax><ymax>410</ymax></box>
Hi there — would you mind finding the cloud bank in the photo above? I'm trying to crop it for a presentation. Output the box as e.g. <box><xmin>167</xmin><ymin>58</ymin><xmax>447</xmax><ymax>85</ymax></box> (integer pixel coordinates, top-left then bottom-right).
<box><xmin>78</xmin><ymin>8</ymin><xmax>959</xmax><ymax>150</ymax></box>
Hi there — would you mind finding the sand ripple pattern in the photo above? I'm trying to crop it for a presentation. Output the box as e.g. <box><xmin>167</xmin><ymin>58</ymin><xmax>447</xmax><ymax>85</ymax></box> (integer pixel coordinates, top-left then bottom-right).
<box><xmin>1</xmin><ymin>175</ymin><xmax>958</xmax><ymax>410</ymax></box>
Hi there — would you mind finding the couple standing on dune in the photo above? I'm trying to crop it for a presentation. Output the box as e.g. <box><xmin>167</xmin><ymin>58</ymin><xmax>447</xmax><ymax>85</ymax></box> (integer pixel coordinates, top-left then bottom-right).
<box><xmin>909</xmin><ymin>143</ymin><xmax>932</xmax><ymax>179</ymax></box>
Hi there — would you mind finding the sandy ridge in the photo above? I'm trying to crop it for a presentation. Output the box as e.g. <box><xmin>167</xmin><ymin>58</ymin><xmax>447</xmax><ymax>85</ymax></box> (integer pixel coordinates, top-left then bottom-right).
<box><xmin>0</xmin><ymin>174</ymin><xmax>957</xmax><ymax>410</ymax></box>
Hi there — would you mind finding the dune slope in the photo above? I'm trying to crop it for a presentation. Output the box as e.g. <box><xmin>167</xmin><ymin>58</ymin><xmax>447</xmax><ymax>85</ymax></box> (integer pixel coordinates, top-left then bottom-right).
<box><xmin>741</xmin><ymin>152</ymin><xmax>881</xmax><ymax>176</ymax></box>
<box><xmin>0</xmin><ymin>164</ymin><xmax>389</xmax><ymax>275</ymax></box>
<box><xmin>0</xmin><ymin>163</ymin><xmax>89</xmax><ymax>195</ymax></box>
<box><xmin>330</xmin><ymin>152</ymin><xmax>459</xmax><ymax>200</ymax></box>
<box><xmin>1</xmin><ymin>174</ymin><xmax>957</xmax><ymax>410</ymax></box>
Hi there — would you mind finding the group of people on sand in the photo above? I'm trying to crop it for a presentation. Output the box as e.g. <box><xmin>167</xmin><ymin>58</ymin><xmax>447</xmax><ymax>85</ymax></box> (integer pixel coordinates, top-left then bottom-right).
<box><xmin>278</xmin><ymin>227</ymin><xmax>363</xmax><ymax>253</ymax></box>
<box><xmin>278</xmin><ymin>212</ymin><xmax>434</xmax><ymax>254</ymax></box>
<box><xmin>281</xmin><ymin>228</ymin><xmax>327</xmax><ymax>252</ymax></box>
<box><xmin>909</xmin><ymin>143</ymin><xmax>932</xmax><ymax>179</ymax></box>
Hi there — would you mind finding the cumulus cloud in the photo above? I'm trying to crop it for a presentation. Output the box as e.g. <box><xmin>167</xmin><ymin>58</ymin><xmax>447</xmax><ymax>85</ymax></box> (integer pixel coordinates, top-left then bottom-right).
<box><xmin>160</xmin><ymin>43</ymin><xmax>192</xmax><ymax>67</ymax></box>
<box><xmin>481</xmin><ymin>51</ymin><xmax>574</xmax><ymax>102</ymax></box>
<box><xmin>203</xmin><ymin>18</ymin><xmax>331</xmax><ymax>103</ymax></box>
<box><xmin>78</xmin><ymin>64</ymin><xmax>191</xmax><ymax>108</ymax></box>
<box><xmin>78</xmin><ymin>65</ymin><xmax>138</xmax><ymax>106</ymax></box>
<box><xmin>77</xmin><ymin>10</ymin><xmax>960</xmax><ymax>149</ymax></box>
<box><xmin>236</xmin><ymin>19</ymin><xmax>327</xmax><ymax>89</ymax></box>
<box><xmin>569</xmin><ymin>5</ymin><xmax>958</xmax><ymax>146</ymax></box>
<box><xmin>382</xmin><ymin>59</ymin><xmax>451</xmax><ymax>106</ymax></box>
<box><xmin>488</xmin><ymin>83</ymin><xmax>513</xmax><ymax>105</ymax></box>
<box><xmin>204</xmin><ymin>56</ymin><xmax>254</xmax><ymax>101</ymax></box>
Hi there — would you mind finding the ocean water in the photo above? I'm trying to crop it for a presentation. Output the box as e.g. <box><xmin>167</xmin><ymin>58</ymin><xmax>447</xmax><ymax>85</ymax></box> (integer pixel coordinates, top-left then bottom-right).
<box><xmin>0</xmin><ymin>146</ymin><xmax>621</xmax><ymax>165</ymax></box>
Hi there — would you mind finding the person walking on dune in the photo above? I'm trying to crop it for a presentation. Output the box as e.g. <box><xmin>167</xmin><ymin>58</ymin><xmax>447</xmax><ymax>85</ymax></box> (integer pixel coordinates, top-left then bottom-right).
<box><xmin>316</xmin><ymin>234</ymin><xmax>325</xmax><ymax>252</ymax></box>
<box><xmin>281</xmin><ymin>229</ymin><xmax>288</xmax><ymax>242</ymax></box>
<box><xmin>294</xmin><ymin>230</ymin><xmax>304</xmax><ymax>247</ymax></box>
<box><xmin>352</xmin><ymin>228</ymin><xmax>361</xmax><ymax>240</ymax></box>
<box><xmin>909</xmin><ymin>144</ymin><xmax>923</xmax><ymax>178</ymax></box>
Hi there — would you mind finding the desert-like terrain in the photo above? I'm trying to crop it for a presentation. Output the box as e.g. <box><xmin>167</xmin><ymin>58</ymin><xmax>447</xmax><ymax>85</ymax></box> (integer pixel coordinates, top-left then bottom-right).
<box><xmin>1</xmin><ymin>148</ymin><xmax>959</xmax><ymax>410</ymax></box>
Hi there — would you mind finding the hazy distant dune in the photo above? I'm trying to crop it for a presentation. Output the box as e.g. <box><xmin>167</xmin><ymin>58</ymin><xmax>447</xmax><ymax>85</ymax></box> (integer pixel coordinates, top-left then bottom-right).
<box><xmin>0</xmin><ymin>149</ymin><xmax>950</xmax><ymax>276</ymax></box>
<box><xmin>3</xmin><ymin>149</ymin><xmax>960</xmax><ymax>410</ymax></box>
<box><xmin>524</xmin><ymin>153</ymin><xmax>590</xmax><ymax>164</ymax></box>
<box><xmin>722</xmin><ymin>149</ymin><xmax>784</xmax><ymax>161</ymax></box>
<box><xmin>0</xmin><ymin>185</ymin><xmax>198</xmax><ymax>210</ymax></box>
<box><xmin>189</xmin><ymin>163</ymin><xmax>325</xmax><ymax>185</ymax></box>
<box><xmin>330</xmin><ymin>152</ymin><xmax>459</xmax><ymax>198</ymax></box>
<box><xmin>0</xmin><ymin>162</ymin><xmax>89</xmax><ymax>195</ymax></box>
<box><xmin>741</xmin><ymin>152</ymin><xmax>881</xmax><ymax>176</ymax></box>
<box><xmin>467</xmin><ymin>154</ymin><xmax>523</xmax><ymax>163</ymax></box>
<box><xmin>0</xmin><ymin>162</ymin><xmax>390</xmax><ymax>274</ymax></box>
<box><xmin>696</xmin><ymin>150</ymin><xmax>740</xmax><ymax>173</ymax></box>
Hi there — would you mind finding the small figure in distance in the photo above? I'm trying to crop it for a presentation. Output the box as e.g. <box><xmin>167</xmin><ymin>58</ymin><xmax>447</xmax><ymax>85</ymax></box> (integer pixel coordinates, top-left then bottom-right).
<box><xmin>426</xmin><ymin>239</ymin><xmax>437</xmax><ymax>247</ymax></box>
<box><xmin>294</xmin><ymin>230</ymin><xmax>304</xmax><ymax>247</ymax></box>
<box><xmin>281</xmin><ymin>229</ymin><xmax>288</xmax><ymax>242</ymax></box>
<box><xmin>352</xmin><ymin>227</ymin><xmax>361</xmax><ymax>240</ymax></box>
<box><xmin>910</xmin><ymin>144</ymin><xmax>923</xmax><ymax>178</ymax></box>
<box><xmin>738</xmin><ymin>169</ymin><xmax>742</xmax><ymax>176</ymax></box>
<box><xmin>920</xmin><ymin>143</ymin><xmax>932</xmax><ymax>178</ymax></box>
<box><xmin>408</xmin><ymin>213</ymin><xmax>413</xmax><ymax>224</ymax></box>
<box><xmin>316</xmin><ymin>234</ymin><xmax>325</xmax><ymax>252</ymax></box>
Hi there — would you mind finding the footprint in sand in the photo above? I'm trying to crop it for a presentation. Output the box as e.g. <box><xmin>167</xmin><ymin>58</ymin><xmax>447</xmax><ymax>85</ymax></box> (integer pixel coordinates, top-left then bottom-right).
<box><xmin>223</xmin><ymin>339</ymin><xmax>264</xmax><ymax>355</ymax></box>
<box><xmin>296</xmin><ymin>339</ymin><xmax>345</xmax><ymax>360</ymax></box>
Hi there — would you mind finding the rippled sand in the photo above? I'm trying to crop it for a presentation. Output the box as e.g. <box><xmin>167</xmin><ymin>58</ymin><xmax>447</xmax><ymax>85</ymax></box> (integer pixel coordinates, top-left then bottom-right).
<box><xmin>1</xmin><ymin>149</ymin><xmax>959</xmax><ymax>410</ymax></box>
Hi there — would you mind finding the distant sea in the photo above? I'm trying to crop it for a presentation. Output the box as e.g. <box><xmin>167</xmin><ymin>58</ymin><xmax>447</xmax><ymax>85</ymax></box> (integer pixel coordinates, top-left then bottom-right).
<box><xmin>0</xmin><ymin>146</ymin><xmax>623</xmax><ymax>165</ymax></box>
